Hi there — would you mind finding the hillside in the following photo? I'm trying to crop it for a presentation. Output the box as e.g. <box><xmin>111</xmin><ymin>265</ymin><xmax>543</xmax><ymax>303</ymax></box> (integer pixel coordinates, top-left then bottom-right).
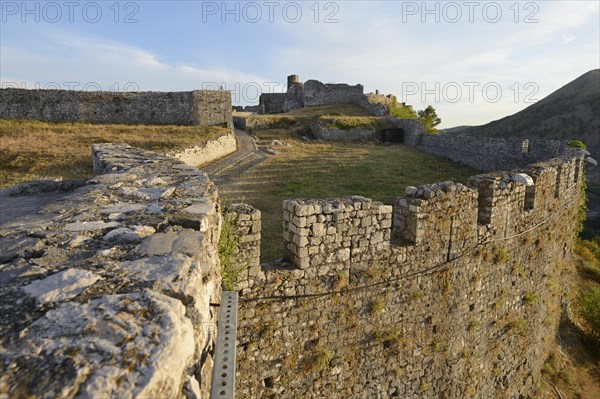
<box><xmin>458</xmin><ymin>69</ymin><xmax>600</xmax><ymax>182</ymax></box>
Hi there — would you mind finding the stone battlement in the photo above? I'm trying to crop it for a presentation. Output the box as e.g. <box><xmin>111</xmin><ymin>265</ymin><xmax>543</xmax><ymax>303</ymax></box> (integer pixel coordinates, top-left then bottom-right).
<box><xmin>233</xmin><ymin>153</ymin><xmax>582</xmax><ymax>295</ymax></box>
<box><xmin>230</xmin><ymin>135</ymin><xmax>584</xmax><ymax>397</ymax></box>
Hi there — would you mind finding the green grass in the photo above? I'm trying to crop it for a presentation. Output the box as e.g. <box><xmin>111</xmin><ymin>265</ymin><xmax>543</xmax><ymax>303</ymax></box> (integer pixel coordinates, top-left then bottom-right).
<box><xmin>244</xmin><ymin>104</ymin><xmax>394</xmax><ymax>134</ymax></box>
<box><xmin>0</xmin><ymin>119</ymin><xmax>228</xmax><ymax>187</ymax></box>
<box><xmin>322</xmin><ymin>116</ymin><xmax>394</xmax><ymax>133</ymax></box>
<box><xmin>274</xmin><ymin>104</ymin><xmax>372</xmax><ymax>117</ymax></box>
<box><xmin>217</xmin><ymin>129</ymin><xmax>479</xmax><ymax>261</ymax></box>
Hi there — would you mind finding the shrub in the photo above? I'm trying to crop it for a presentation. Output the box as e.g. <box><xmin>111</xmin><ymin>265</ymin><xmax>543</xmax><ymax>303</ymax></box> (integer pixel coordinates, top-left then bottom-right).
<box><xmin>578</xmin><ymin>286</ymin><xmax>600</xmax><ymax>340</ymax></box>
<box><xmin>568</xmin><ymin>139</ymin><xmax>586</xmax><ymax>149</ymax></box>
<box><xmin>389</xmin><ymin>97</ymin><xmax>418</xmax><ymax>119</ymax></box>
<box><xmin>493</xmin><ymin>247</ymin><xmax>510</xmax><ymax>264</ymax></box>
<box><xmin>467</xmin><ymin>319</ymin><xmax>480</xmax><ymax>333</ymax></box>
<box><xmin>309</xmin><ymin>347</ymin><xmax>333</xmax><ymax>372</ymax></box>
<box><xmin>578</xmin><ymin>239</ymin><xmax>600</xmax><ymax>265</ymax></box>
<box><xmin>333</xmin><ymin>120</ymin><xmax>357</xmax><ymax>131</ymax></box>
<box><xmin>369</xmin><ymin>296</ymin><xmax>386</xmax><ymax>315</ymax></box>
<box><xmin>372</xmin><ymin>330</ymin><xmax>386</xmax><ymax>343</ymax></box>
<box><xmin>524</xmin><ymin>291</ymin><xmax>539</xmax><ymax>305</ymax></box>
<box><xmin>506</xmin><ymin>318</ymin><xmax>528</xmax><ymax>336</ymax></box>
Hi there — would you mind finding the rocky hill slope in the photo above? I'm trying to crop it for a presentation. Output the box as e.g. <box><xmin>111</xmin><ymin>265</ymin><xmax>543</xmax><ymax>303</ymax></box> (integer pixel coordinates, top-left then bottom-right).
<box><xmin>456</xmin><ymin>69</ymin><xmax>600</xmax><ymax>183</ymax></box>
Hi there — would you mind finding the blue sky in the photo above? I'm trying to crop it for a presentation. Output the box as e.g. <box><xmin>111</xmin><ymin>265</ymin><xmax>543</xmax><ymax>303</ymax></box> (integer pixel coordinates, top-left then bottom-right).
<box><xmin>1</xmin><ymin>0</ymin><xmax>599</xmax><ymax>128</ymax></box>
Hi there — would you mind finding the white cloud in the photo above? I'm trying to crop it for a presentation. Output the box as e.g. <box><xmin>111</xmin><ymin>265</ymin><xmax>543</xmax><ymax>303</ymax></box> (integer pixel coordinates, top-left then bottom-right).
<box><xmin>0</xmin><ymin>28</ymin><xmax>270</xmax><ymax>104</ymax></box>
<box><xmin>1</xmin><ymin>0</ymin><xmax>598</xmax><ymax>126</ymax></box>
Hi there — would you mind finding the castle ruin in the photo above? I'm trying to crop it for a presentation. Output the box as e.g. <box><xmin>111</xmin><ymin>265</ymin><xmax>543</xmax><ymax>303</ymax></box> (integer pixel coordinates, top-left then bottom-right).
<box><xmin>259</xmin><ymin>74</ymin><xmax>366</xmax><ymax>114</ymax></box>
<box><xmin>0</xmin><ymin>78</ymin><xmax>589</xmax><ymax>398</ymax></box>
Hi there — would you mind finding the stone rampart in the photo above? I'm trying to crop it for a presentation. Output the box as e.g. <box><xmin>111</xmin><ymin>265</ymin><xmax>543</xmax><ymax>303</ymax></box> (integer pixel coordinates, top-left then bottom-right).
<box><xmin>0</xmin><ymin>112</ymin><xmax>587</xmax><ymax>398</ymax></box>
<box><xmin>232</xmin><ymin>150</ymin><xmax>584</xmax><ymax>397</ymax></box>
<box><xmin>0</xmin><ymin>144</ymin><xmax>223</xmax><ymax>398</ymax></box>
<box><xmin>405</xmin><ymin>128</ymin><xmax>580</xmax><ymax>172</ymax></box>
<box><xmin>0</xmin><ymin>88</ymin><xmax>233</xmax><ymax>128</ymax></box>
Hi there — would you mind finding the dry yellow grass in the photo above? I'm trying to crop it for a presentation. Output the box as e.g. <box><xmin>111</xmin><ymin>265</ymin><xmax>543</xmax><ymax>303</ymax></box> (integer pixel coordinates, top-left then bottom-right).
<box><xmin>0</xmin><ymin>119</ymin><xmax>228</xmax><ymax>186</ymax></box>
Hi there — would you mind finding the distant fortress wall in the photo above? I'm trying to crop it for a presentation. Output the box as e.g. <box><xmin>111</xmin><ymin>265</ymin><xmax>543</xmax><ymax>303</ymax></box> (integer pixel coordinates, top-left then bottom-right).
<box><xmin>258</xmin><ymin>74</ymin><xmax>365</xmax><ymax>114</ymax></box>
<box><xmin>397</xmin><ymin>122</ymin><xmax>581</xmax><ymax>172</ymax></box>
<box><xmin>0</xmin><ymin>88</ymin><xmax>233</xmax><ymax>128</ymax></box>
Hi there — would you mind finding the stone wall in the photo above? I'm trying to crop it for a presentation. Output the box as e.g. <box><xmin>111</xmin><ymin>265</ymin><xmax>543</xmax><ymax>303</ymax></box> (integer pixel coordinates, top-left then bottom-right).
<box><xmin>0</xmin><ymin>144</ymin><xmax>223</xmax><ymax>398</ymax></box>
<box><xmin>232</xmin><ymin>115</ymin><xmax>299</xmax><ymax>133</ymax></box>
<box><xmin>232</xmin><ymin>152</ymin><xmax>584</xmax><ymax>398</ymax></box>
<box><xmin>404</xmin><ymin>127</ymin><xmax>580</xmax><ymax>172</ymax></box>
<box><xmin>0</xmin><ymin>88</ymin><xmax>233</xmax><ymax>128</ymax></box>
<box><xmin>308</xmin><ymin>122</ymin><xmax>376</xmax><ymax>142</ymax></box>
<box><xmin>386</xmin><ymin>116</ymin><xmax>427</xmax><ymax>143</ymax></box>
<box><xmin>258</xmin><ymin>93</ymin><xmax>287</xmax><ymax>114</ymax></box>
<box><xmin>167</xmin><ymin>131</ymin><xmax>237</xmax><ymax>167</ymax></box>
<box><xmin>302</xmin><ymin>80</ymin><xmax>364</xmax><ymax>107</ymax></box>
<box><xmin>233</xmin><ymin>105</ymin><xmax>259</xmax><ymax>113</ymax></box>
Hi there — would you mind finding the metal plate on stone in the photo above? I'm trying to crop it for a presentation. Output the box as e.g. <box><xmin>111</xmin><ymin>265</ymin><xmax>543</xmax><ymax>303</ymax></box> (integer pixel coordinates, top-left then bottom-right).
<box><xmin>210</xmin><ymin>291</ymin><xmax>238</xmax><ymax>399</ymax></box>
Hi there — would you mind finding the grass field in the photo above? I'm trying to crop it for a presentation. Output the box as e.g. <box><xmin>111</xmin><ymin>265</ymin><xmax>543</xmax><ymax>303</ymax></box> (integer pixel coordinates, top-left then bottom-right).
<box><xmin>216</xmin><ymin>128</ymin><xmax>480</xmax><ymax>261</ymax></box>
<box><xmin>244</xmin><ymin>104</ymin><xmax>395</xmax><ymax>133</ymax></box>
<box><xmin>0</xmin><ymin>119</ymin><xmax>228</xmax><ymax>187</ymax></box>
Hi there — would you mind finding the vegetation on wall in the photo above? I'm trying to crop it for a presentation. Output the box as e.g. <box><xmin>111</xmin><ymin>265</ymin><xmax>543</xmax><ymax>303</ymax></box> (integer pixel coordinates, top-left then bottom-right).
<box><xmin>568</xmin><ymin>140</ymin><xmax>588</xmax><ymax>235</ymax></box>
<box><xmin>218</xmin><ymin>211</ymin><xmax>245</xmax><ymax>291</ymax></box>
<box><xmin>568</xmin><ymin>139</ymin><xmax>586</xmax><ymax>149</ymax></box>
<box><xmin>389</xmin><ymin>97</ymin><xmax>418</xmax><ymax>119</ymax></box>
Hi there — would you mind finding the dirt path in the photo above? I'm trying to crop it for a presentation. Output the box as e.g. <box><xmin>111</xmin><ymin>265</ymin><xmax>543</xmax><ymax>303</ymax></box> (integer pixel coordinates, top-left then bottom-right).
<box><xmin>199</xmin><ymin>128</ymin><xmax>268</xmax><ymax>187</ymax></box>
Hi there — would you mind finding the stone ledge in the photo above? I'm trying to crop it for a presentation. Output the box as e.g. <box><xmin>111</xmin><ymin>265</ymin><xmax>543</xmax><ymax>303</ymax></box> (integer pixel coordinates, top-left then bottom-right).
<box><xmin>0</xmin><ymin>143</ymin><xmax>222</xmax><ymax>398</ymax></box>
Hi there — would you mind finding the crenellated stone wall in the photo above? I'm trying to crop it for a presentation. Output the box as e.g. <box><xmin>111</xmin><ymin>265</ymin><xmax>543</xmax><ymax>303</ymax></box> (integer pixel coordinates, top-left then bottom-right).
<box><xmin>0</xmin><ymin>88</ymin><xmax>233</xmax><ymax>128</ymax></box>
<box><xmin>231</xmin><ymin>149</ymin><xmax>584</xmax><ymax>397</ymax></box>
<box><xmin>0</xmin><ymin>144</ymin><xmax>223</xmax><ymax>398</ymax></box>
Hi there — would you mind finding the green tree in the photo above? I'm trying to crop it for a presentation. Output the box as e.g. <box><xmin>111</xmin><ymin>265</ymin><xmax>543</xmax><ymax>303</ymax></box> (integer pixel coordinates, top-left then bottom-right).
<box><xmin>418</xmin><ymin>105</ymin><xmax>441</xmax><ymax>134</ymax></box>
<box><xmin>389</xmin><ymin>97</ymin><xmax>418</xmax><ymax>119</ymax></box>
